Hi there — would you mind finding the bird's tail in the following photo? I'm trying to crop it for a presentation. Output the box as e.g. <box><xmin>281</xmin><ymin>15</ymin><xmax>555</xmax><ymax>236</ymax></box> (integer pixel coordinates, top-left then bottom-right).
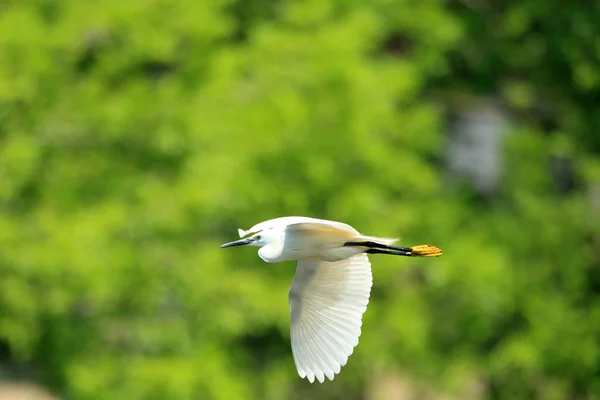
<box><xmin>345</xmin><ymin>236</ymin><xmax>443</xmax><ymax>257</ymax></box>
<box><xmin>357</xmin><ymin>235</ymin><xmax>399</xmax><ymax>247</ymax></box>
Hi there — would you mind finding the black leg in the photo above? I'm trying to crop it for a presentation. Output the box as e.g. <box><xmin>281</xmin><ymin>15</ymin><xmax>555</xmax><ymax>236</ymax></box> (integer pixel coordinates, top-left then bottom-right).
<box><xmin>364</xmin><ymin>248</ymin><xmax>412</xmax><ymax>257</ymax></box>
<box><xmin>344</xmin><ymin>241</ymin><xmax>413</xmax><ymax>253</ymax></box>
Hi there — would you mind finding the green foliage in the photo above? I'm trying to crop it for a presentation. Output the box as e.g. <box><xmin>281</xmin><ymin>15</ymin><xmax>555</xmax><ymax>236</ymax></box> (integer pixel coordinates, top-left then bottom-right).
<box><xmin>0</xmin><ymin>0</ymin><xmax>599</xmax><ymax>399</ymax></box>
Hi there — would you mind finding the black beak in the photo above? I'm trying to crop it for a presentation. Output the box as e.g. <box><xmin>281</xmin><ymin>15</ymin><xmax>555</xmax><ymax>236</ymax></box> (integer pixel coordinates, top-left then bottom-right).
<box><xmin>219</xmin><ymin>237</ymin><xmax>254</xmax><ymax>248</ymax></box>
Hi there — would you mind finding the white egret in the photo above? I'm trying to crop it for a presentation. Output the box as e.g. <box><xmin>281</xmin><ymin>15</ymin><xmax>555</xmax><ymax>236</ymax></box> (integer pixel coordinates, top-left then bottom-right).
<box><xmin>219</xmin><ymin>216</ymin><xmax>442</xmax><ymax>383</ymax></box>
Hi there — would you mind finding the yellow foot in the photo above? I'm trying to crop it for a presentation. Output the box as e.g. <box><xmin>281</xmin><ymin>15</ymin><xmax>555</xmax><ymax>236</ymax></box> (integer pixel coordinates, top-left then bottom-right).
<box><xmin>410</xmin><ymin>244</ymin><xmax>443</xmax><ymax>257</ymax></box>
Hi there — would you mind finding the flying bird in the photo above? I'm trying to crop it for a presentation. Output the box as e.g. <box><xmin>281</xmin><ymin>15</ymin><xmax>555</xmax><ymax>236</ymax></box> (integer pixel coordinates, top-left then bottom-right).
<box><xmin>219</xmin><ymin>216</ymin><xmax>442</xmax><ymax>383</ymax></box>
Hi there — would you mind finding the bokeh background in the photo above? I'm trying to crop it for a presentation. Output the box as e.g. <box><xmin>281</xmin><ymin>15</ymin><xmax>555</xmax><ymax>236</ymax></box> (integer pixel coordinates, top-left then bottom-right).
<box><xmin>1</xmin><ymin>0</ymin><xmax>600</xmax><ymax>399</ymax></box>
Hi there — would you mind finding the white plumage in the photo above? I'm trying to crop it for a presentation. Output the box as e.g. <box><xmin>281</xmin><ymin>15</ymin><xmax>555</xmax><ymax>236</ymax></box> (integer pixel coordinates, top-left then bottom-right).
<box><xmin>220</xmin><ymin>216</ymin><xmax>442</xmax><ymax>383</ymax></box>
<box><xmin>289</xmin><ymin>254</ymin><xmax>372</xmax><ymax>383</ymax></box>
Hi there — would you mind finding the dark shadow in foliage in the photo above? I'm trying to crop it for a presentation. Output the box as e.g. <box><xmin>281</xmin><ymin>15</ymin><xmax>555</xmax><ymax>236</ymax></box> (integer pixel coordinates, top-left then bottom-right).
<box><xmin>75</xmin><ymin>30</ymin><xmax>177</xmax><ymax>84</ymax></box>
<box><xmin>227</xmin><ymin>0</ymin><xmax>280</xmax><ymax>42</ymax></box>
<box><xmin>237</xmin><ymin>325</ymin><xmax>289</xmax><ymax>370</ymax></box>
<box><xmin>380</xmin><ymin>32</ymin><xmax>413</xmax><ymax>57</ymax></box>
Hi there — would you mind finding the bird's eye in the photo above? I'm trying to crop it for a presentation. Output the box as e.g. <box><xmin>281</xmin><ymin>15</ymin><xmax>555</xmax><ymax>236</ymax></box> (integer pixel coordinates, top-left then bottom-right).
<box><xmin>255</xmin><ymin>235</ymin><xmax>262</xmax><ymax>241</ymax></box>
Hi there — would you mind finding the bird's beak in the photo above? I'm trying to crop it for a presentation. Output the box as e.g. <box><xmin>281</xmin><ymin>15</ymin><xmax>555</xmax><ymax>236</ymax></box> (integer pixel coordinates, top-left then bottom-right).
<box><xmin>219</xmin><ymin>237</ymin><xmax>254</xmax><ymax>248</ymax></box>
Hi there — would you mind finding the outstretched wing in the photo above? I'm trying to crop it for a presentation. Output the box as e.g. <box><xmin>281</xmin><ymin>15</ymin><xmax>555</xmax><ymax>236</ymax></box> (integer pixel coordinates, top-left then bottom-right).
<box><xmin>239</xmin><ymin>216</ymin><xmax>359</xmax><ymax>238</ymax></box>
<box><xmin>288</xmin><ymin>254</ymin><xmax>373</xmax><ymax>383</ymax></box>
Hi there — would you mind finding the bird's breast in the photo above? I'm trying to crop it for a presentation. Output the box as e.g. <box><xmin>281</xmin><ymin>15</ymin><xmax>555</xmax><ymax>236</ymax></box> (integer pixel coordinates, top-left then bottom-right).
<box><xmin>278</xmin><ymin>244</ymin><xmax>363</xmax><ymax>263</ymax></box>
<box><xmin>258</xmin><ymin>245</ymin><xmax>286</xmax><ymax>263</ymax></box>
<box><xmin>258</xmin><ymin>230</ymin><xmax>365</xmax><ymax>263</ymax></box>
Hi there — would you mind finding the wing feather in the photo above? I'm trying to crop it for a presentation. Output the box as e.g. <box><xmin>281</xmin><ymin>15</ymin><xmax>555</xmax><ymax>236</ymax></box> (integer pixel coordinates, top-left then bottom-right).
<box><xmin>288</xmin><ymin>253</ymin><xmax>372</xmax><ymax>383</ymax></box>
<box><xmin>240</xmin><ymin>217</ymin><xmax>359</xmax><ymax>238</ymax></box>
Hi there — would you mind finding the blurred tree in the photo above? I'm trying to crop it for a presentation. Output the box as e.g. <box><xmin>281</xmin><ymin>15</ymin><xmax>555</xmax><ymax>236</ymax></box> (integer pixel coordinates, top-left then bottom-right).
<box><xmin>0</xmin><ymin>0</ymin><xmax>598</xmax><ymax>399</ymax></box>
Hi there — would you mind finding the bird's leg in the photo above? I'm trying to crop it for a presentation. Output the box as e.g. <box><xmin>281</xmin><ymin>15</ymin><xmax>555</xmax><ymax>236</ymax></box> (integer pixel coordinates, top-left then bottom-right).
<box><xmin>409</xmin><ymin>244</ymin><xmax>443</xmax><ymax>257</ymax></box>
<box><xmin>345</xmin><ymin>241</ymin><xmax>442</xmax><ymax>257</ymax></box>
<box><xmin>344</xmin><ymin>241</ymin><xmax>412</xmax><ymax>252</ymax></box>
<box><xmin>365</xmin><ymin>248</ymin><xmax>412</xmax><ymax>257</ymax></box>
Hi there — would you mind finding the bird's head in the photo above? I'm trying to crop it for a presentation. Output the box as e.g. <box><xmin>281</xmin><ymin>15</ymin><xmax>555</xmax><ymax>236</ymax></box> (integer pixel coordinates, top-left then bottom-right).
<box><xmin>219</xmin><ymin>230</ymin><xmax>270</xmax><ymax>248</ymax></box>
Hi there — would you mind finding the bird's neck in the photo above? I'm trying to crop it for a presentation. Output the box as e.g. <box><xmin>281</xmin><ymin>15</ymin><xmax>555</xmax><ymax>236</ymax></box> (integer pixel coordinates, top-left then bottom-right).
<box><xmin>258</xmin><ymin>241</ymin><xmax>285</xmax><ymax>263</ymax></box>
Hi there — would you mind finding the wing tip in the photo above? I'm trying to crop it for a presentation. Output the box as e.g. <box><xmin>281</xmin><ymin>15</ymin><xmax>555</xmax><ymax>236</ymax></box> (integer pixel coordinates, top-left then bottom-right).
<box><xmin>325</xmin><ymin>370</ymin><xmax>335</xmax><ymax>381</ymax></box>
<box><xmin>299</xmin><ymin>367</ymin><xmax>338</xmax><ymax>383</ymax></box>
<box><xmin>316</xmin><ymin>371</ymin><xmax>325</xmax><ymax>383</ymax></box>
